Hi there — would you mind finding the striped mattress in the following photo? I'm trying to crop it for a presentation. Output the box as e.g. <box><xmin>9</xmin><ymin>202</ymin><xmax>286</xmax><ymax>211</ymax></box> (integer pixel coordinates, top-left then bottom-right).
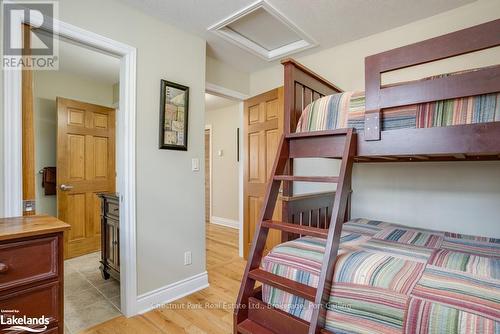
<box><xmin>261</xmin><ymin>219</ymin><xmax>500</xmax><ymax>334</ymax></box>
<box><xmin>295</xmin><ymin>91</ymin><xmax>500</xmax><ymax>133</ymax></box>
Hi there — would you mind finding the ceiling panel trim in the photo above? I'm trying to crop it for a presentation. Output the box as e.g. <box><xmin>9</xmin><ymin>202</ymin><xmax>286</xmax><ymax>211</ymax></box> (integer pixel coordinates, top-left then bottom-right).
<box><xmin>207</xmin><ymin>0</ymin><xmax>317</xmax><ymax>61</ymax></box>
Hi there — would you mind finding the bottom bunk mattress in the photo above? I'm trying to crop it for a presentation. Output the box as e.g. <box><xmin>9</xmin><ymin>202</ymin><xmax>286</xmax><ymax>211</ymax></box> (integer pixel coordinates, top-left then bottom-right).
<box><xmin>261</xmin><ymin>219</ymin><xmax>500</xmax><ymax>334</ymax></box>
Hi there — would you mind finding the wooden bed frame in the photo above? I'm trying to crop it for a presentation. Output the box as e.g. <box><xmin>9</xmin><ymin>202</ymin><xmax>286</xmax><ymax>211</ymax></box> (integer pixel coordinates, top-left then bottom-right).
<box><xmin>235</xmin><ymin>19</ymin><xmax>500</xmax><ymax>334</ymax></box>
<box><xmin>279</xmin><ymin>18</ymin><xmax>500</xmax><ymax>239</ymax></box>
<box><xmin>283</xmin><ymin>18</ymin><xmax>500</xmax><ymax>163</ymax></box>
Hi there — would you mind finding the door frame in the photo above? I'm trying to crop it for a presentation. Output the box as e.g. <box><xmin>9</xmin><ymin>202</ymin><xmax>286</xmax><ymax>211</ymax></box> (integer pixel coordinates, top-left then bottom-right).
<box><xmin>204</xmin><ymin>124</ymin><xmax>213</xmax><ymax>222</ymax></box>
<box><xmin>205</xmin><ymin>83</ymin><xmax>248</xmax><ymax>257</ymax></box>
<box><xmin>3</xmin><ymin>15</ymin><xmax>138</xmax><ymax>317</ymax></box>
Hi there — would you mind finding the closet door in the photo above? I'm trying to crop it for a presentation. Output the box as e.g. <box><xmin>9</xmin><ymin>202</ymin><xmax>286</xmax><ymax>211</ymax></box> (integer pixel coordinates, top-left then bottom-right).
<box><xmin>243</xmin><ymin>87</ymin><xmax>284</xmax><ymax>259</ymax></box>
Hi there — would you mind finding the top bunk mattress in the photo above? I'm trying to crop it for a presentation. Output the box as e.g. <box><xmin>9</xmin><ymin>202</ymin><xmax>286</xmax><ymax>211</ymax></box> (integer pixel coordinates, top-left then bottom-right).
<box><xmin>296</xmin><ymin>91</ymin><xmax>500</xmax><ymax>133</ymax></box>
<box><xmin>261</xmin><ymin>218</ymin><xmax>500</xmax><ymax>334</ymax></box>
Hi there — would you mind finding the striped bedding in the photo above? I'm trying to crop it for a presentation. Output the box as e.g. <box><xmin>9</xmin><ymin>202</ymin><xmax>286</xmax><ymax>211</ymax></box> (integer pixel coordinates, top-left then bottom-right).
<box><xmin>261</xmin><ymin>219</ymin><xmax>500</xmax><ymax>334</ymax></box>
<box><xmin>295</xmin><ymin>91</ymin><xmax>500</xmax><ymax>133</ymax></box>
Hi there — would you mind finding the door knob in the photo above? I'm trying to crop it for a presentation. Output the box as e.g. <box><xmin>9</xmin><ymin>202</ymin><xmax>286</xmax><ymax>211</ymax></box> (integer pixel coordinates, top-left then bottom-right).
<box><xmin>60</xmin><ymin>184</ymin><xmax>74</xmax><ymax>191</ymax></box>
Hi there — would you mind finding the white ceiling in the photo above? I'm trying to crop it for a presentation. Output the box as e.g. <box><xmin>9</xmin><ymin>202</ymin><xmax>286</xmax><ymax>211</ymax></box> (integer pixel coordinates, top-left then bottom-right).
<box><xmin>205</xmin><ymin>93</ymin><xmax>239</xmax><ymax>111</ymax></box>
<box><xmin>119</xmin><ymin>0</ymin><xmax>475</xmax><ymax>73</ymax></box>
<box><xmin>57</xmin><ymin>38</ymin><xmax>120</xmax><ymax>85</ymax></box>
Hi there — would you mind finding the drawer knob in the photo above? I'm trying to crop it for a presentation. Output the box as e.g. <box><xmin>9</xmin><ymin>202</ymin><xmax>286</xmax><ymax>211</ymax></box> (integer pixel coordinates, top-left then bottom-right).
<box><xmin>0</xmin><ymin>262</ymin><xmax>8</xmax><ymax>273</ymax></box>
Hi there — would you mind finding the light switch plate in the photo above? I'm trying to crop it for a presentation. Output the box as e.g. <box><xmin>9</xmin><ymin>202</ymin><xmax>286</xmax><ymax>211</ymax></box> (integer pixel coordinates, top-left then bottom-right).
<box><xmin>192</xmin><ymin>158</ymin><xmax>200</xmax><ymax>171</ymax></box>
<box><xmin>184</xmin><ymin>251</ymin><xmax>192</xmax><ymax>265</ymax></box>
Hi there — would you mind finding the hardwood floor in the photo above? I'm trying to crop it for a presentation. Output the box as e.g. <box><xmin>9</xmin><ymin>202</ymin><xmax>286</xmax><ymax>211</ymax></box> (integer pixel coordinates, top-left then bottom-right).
<box><xmin>82</xmin><ymin>223</ymin><xmax>244</xmax><ymax>334</ymax></box>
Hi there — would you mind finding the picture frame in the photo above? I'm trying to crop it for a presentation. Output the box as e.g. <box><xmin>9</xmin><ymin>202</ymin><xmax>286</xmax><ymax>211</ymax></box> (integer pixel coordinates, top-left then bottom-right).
<box><xmin>159</xmin><ymin>79</ymin><xmax>189</xmax><ymax>150</ymax></box>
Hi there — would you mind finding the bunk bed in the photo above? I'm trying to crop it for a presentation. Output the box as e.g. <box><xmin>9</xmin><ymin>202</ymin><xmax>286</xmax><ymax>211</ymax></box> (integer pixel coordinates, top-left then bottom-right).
<box><xmin>235</xmin><ymin>19</ymin><xmax>500</xmax><ymax>334</ymax></box>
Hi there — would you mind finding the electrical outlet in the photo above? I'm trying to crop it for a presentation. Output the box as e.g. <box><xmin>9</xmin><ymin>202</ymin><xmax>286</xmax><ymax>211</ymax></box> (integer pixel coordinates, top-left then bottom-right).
<box><xmin>184</xmin><ymin>251</ymin><xmax>192</xmax><ymax>266</ymax></box>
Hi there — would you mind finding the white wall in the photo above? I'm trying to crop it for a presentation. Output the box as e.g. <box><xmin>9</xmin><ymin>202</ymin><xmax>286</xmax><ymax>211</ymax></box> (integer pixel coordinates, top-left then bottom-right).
<box><xmin>33</xmin><ymin>70</ymin><xmax>115</xmax><ymax>216</ymax></box>
<box><xmin>249</xmin><ymin>0</ymin><xmax>500</xmax><ymax>238</ymax></box>
<box><xmin>0</xmin><ymin>0</ymin><xmax>207</xmax><ymax>296</ymax></box>
<box><xmin>205</xmin><ymin>103</ymin><xmax>240</xmax><ymax>222</ymax></box>
<box><xmin>206</xmin><ymin>56</ymin><xmax>250</xmax><ymax>95</ymax></box>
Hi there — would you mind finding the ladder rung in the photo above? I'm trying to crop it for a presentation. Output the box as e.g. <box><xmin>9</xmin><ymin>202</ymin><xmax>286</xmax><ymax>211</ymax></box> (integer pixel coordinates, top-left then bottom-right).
<box><xmin>274</xmin><ymin>175</ymin><xmax>339</xmax><ymax>183</ymax></box>
<box><xmin>247</xmin><ymin>297</ymin><xmax>310</xmax><ymax>334</ymax></box>
<box><xmin>237</xmin><ymin>319</ymin><xmax>276</xmax><ymax>334</ymax></box>
<box><xmin>248</xmin><ymin>269</ymin><xmax>317</xmax><ymax>302</ymax></box>
<box><xmin>286</xmin><ymin>129</ymin><xmax>350</xmax><ymax>139</ymax></box>
<box><xmin>262</xmin><ymin>220</ymin><xmax>328</xmax><ymax>239</ymax></box>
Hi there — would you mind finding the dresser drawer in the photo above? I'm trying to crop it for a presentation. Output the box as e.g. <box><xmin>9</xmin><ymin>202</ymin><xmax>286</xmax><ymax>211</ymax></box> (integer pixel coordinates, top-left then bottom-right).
<box><xmin>0</xmin><ymin>236</ymin><xmax>58</xmax><ymax>292</ymax></box>
<box><xmin>104</xmin><ymin>200</ymin><xmax>119</xmax><ymax>219</ymax></box>
<box><xmin>0</xmin><ymin>281</ymin><xmax>60</xmax><ymax>331</ymax></box>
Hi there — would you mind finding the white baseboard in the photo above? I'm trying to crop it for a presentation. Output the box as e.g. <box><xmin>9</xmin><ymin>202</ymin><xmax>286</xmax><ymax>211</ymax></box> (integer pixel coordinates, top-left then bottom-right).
<box><xmin>135</xmin><ymin>271</ymin><xmax>209</xmax><ymax>314</ymax></box>
<box><xmin>211</xmin><ymin>216</ymin><xmax>239</xmax><ymax>229</ymax></box>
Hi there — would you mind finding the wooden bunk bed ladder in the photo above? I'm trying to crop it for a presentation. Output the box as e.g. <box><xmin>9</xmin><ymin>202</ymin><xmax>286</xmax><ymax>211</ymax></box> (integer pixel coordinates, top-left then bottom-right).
<box><xmin>234</xmin><ymin>128</ymin><xmax>357</xmax><ymax>334</ymax></box>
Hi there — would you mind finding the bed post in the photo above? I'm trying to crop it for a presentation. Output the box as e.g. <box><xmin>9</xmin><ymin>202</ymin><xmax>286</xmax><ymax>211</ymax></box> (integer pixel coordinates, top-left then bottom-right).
<box><xmin>282</xmin><ymin>60</ymin><xmax>295</xmax><ymax>136</ymax></box>
<box><xmin>364</xmin><ymin>56</ymin><xmax>382</xmax><ymax>141</ymax></box>
<box><xmin>282</xmin><ymin>60</ymin><xmax>296</xmax><ymax>206</ymax></box>
<box><xmin>281</xmin><ymin>58</ymin><xmax>343</xmax><ymax>204</ymax></box>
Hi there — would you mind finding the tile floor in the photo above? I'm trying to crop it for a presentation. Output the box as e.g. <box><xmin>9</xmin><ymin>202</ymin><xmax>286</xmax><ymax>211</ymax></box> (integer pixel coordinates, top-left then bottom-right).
<box><xmin>64</xmin><ymin>252</ymin><xmax>121</xmax><ymax>333</ymax></box>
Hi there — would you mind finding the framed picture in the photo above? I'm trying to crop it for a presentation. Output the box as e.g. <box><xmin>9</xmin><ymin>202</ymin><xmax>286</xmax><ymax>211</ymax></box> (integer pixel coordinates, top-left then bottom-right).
<box><xmin>159</xmin><ymin>80</ymin><xmax>189</xmax><ymax>150</ymax></box>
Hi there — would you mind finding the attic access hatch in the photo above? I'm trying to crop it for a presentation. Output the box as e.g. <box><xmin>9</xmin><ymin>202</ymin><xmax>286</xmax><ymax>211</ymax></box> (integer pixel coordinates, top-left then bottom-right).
<box><xmin>208</xmin><ymin>0</ymin><xmax>317</xmax><ymax>61</ymax></box>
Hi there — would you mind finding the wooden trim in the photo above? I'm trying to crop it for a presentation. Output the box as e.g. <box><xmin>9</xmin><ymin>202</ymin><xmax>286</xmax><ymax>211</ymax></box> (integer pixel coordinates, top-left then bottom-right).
<box><xmin>309</xmin><ymin>130</ymin><xmax>356</xmax><ymax>333</ymax></box>
<box><xmin>280</xmin><ymin>191</ymin><xmax>335</xmax><ymax>202</ymax></box>
<box><xmin>371</xmin><ymin>19</ymin><xmax>500</xmax><ymax>72</ymax></box>
<box><xmin>282</xmin><ymin>59</ymin><xmax>342</xmax><ymax>135</ymax></box>
<box><xmin>248</xmin><ymin>269</ymin><xmax>316</xmax><ymax>301</ymax></box>
<box><xmin>262</xmin><ymin>220</ymin><xmax>328</xmax><ymax>239</ymax></box>
<box><xmin>357</xmin><ymin>122</ymin><xmax>500</xmax><ymax>158</ymax></box>
<box><xmin>236</xmin><ymin>135</ymin><xmax>289</xmax><ymax>327</ymax></box>
<box><xmin>245</xmin><ymin>297</ymin><xmax>310</xmax><ymax>334</ymax></box>
<box><xmin>281</xmin><ymin>58</ymin><xmax>343</xmax><ymax>93</ymax></box>
<box><xmin>22</xmin><ymin>24</ymin><xmax>35</xmax><ymax>216</ymax></box>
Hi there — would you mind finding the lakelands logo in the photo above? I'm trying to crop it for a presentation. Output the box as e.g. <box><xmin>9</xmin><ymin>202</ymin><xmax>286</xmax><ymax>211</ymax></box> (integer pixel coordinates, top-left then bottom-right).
<box><xmin>1</xmin><ymin>314</ymin><xmax>49</xmax><ymax>333</ymax></box>
<box><xmin>2</xmin><ymin>1</ymin><xmax>59</xmax><ymax>70</ymax></box>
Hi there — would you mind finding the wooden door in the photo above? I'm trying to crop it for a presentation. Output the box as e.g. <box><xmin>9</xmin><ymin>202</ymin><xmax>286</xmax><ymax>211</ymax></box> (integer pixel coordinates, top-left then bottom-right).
<box><xmin>57</xmin><ymin>98</ymin><xmax>116</xmax><ymax>259</ymax></box>
<box><xmin>243</xmin><ymin>87</ymin><xmax>284</xmax><ymax>259</ymax></box>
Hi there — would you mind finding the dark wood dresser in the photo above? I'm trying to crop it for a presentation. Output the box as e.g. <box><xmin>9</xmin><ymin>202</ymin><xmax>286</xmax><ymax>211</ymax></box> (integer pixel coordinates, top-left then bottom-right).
<box><xmin>0</xmin><ymin>215</ymin><xmax>70</xmax><ymax>334</ymax></box>
<box><xmin>98</xmin><ymin>193</ymin><xmax>120</xmax><ymax>281</ymax></box>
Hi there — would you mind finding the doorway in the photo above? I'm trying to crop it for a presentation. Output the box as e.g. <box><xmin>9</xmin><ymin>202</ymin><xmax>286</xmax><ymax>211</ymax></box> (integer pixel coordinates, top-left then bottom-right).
<box><xmin>204</xmin><ymin>90</ymin><xmax>245</xmax><ymax>261</ymax></box>
<box><xmin>4</xmin><ymin>17</ymin><xmax>137</xmax><ymax>325</ymax></box>
<box><xmin>29</xmin><ymin>37</ymin><xmax>121</xmax><ymax>332</ymax></box>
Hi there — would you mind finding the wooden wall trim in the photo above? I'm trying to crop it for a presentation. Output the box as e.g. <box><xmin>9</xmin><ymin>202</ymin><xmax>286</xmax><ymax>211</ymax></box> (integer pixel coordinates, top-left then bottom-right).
<box><xmin>22</xmin><ymin>24</ymin><xmax>36</xmax><ymax>215</ymax></box>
